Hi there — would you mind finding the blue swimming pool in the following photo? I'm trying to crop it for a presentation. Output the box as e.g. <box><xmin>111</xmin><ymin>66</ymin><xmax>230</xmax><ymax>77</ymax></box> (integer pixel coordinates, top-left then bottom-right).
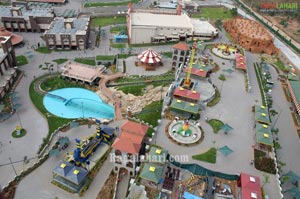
<box><xmin>43</xmin><ymin>88</ymin><xmax>114</xmax><ymax>119</ymax></box>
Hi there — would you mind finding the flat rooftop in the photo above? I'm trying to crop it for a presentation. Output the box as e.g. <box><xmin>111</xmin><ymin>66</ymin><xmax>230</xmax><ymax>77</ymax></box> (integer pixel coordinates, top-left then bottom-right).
<box><xmin>131</xmin><ymin>12</ymin><xmax>193</xmax><ymax>29</ymax></box>
<box><xmin>61</xmin><ymin>61</ymin><xmax>101</xmax><ymax>83</ymax></box>
<box><xmin>190</xmin><ymin>19</ymin><xmax>218</xmax><ymax>35</ymax></box>
<box><xmin>45</xmin><ymin>17</ymin><xmax>89</xmax><ymax>35</ymax></box>
<box><xmin>0</xmin><ymin>6</ymin><xmax>53</xmax><ymax>20</ymax></box>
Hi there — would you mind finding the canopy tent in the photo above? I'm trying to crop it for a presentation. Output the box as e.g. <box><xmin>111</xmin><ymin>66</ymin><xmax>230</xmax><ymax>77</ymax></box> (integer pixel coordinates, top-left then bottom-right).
<box><xmin>218</xmin><ymin>145</ymin><xmax>234</xmax><ymax>157</ymax></box>
<box><xmin>137</xmin><ymin>49</ymin><xmax>162</xmax><ymax>64</ymax></box>
<box><xmin>221</xmin><ymin>123</ymin><xmax>233</xmax><ymax>133</ymax></box>
<box><xmin>147</xmin><ymin>146</ymin><xmax>168</xmax><ymax>164</ymax></box>
<box><xmin>173</xmin><ymin>87</ymin><xmax>200</xmax><ymax>101</ymax></box>
<box><xmin>254</xmin><ymin>105</ymin><xmax>270</xmax><ymax>124</ymax></box>
<box><xmin>286</xmin><ymin>186</ymin><xmax>300</xmax><ymax>199</ymax></box>
<box><xmin>222</xmin><ymin>68</ymin><xmax>234</xmax><ymax>74</ymax></box>
<box><xmin>170</xmin><ymin>99</ymin><xmax>200</xmax><ymax>114</ymax></box>
<box><xmin>184</xmin><ymin>63</ymin><xmax>209</xmax><ymax>78</ymax></box>
<box><xmin>255</xmin><ymin>123</ymin><xmax>273</xmax><ymax>146</ymax></box>
<box><xmin>235</xmin><ymin>53</ymin><xmax>247</xmax><ymax>70</ymax></box>
<box><xmin>283</xmin><ymin>171</ymin><xmax>300</xmax><ymax>184</ymax></box>
<box><xmin>240</xmin><ymin>173</ymin><xmax>262</xmax><ymax>199</ymax></box>
<box><xmin>139</xmin><ymin>163</ymin><xmax>164</xmax><ymax>183</ymax></box>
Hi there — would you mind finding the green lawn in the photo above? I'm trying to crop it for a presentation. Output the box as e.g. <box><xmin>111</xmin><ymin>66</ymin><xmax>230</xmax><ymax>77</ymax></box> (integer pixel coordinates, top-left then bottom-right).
<box><xmin>207</xmin><ymin>87</ymin><xmax>221</xmax><ymax>107</ymax></box>
<box><xmin>110</xmin><ymin>26</ymin><xmax>127</xmax><ymax>33</ymax></box>
<box><xmin>53</xmin><ymin>59</ymin><xmax>68</xmax><ymax>64</ymax></box>
<box><xmin>84</xmin><ymin>0</ymin><xmax>138</xmax><ymax>7</ymax></box>
<box><xmin>134</xmin><ymin>101</ymin><xmax>163</xmax><ymax>127</ymax></box>
<box><xmin>111</xmin><ymin>43</ymin><xmax>127</xmax><ymax>49</ymax></box>
<box><xmin>74</xmin><ymin>58</ymin><xmax>96</xmax><ymax>66</ymax></box>
<box><xmin>40</xmin><ymin>76</ymin><xmax>86</xmax><ymax>92</ymax></box>
<box><xmin>116</xmin><ymin>84</ymin><xmax>146</xmax><ymax>96</ymax></box>
<box><xmin>162</xmin><ymin>52</ymin><xmax>173</xmax><ymax>58</ymax></box>
<box><xmin>12</xmin><ymin>129</ymin><xmax>26</xmax><ymax>138</ymax></box>
<box><xmin>96</xmin><ymin>55</ymin><xmax>115</xmax><ymax>60</ymax></box>
<box><xmin>0</xmin><ymin>2</ymin><xmax>10</xmax><ymax>5</ymax></box>
<box><xmin>35</xmin><ymin>47</ymin><xmax>52</xmax><ymax>54</ymax></box>
<box><xmin>29</xmin><ymin>77</ymin><xmax>73</xmax><ymax>153</ymax></box>
<box><xmin>91</xmin><ymin>16</ymin><xmax>126</xmax><ymax>27</ymax></box>
<box><xmin>274</xmin><ymin>59</ymin><xmax>290</xmax><ymax>72</ymax></box>
<box><xmin>192</xmin><ymin>147</ymin><xmax>216</xmax><ymax>163</ymax></box>
<box><xmin>191</xmin><ymin>7</ymin><xmax>233</xmax><ymax>19</ymax></box>
<box><xmin>208</xmin><ymin>119</ymin><xmax>224</xmax><ymax>133</ymax></box>
<box><xmin>16</xmin><ymin>55</ymin><xmax>28</xmax><ymax>66</ymax></box>
<box><xmin>118</xmin><ymin>54</ymin><xmax>134</xmax><ymax>59</ymax></box>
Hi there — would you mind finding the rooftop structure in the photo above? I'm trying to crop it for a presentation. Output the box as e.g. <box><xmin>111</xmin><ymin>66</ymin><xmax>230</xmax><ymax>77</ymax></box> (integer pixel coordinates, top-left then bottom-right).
<box><xmin>61</xmin><ymin>61</ymin><xmax>102</xmax><ymax>85</ymax></box>
<box><xmin>235</xmin><ymin>53</ymin><xmax>247</xmax><ymax>70</ymax></box>
<box><xmin>127</xmin><ymin>5</ymin><xmax>218</xmax><ymax>44</ymax></box>
<box><xmin>139</xmin><ymin>163</ymin><xmax>165</xmax><ymax>184</ymax></box>
<box><xmin>44</xmin><ymin>17</ymin><xmax>90</xmax><ymax>50</ymax></box>
<box><xmin>173</xmin><ymin>87</ymin><xmax>200</xmax><ymax>102</ymax></box>
<box><xmin>254</xmin><ymin>105</ymin><xmax>270</xmax><ymax>124</ymax></box>
<box><xmin>0</xmin><ymin>27</ymin><xmax>23</xmax><ymax>45</ymax></box>
<box><xmin>255</xmin><ymin>123</ymin><xmax>273</xmax><ymax>147</ymax></box>
<box><xmin>147</xmin><ymin>146</ymin><xmax>168</xmax><ymax>164</ymax></box>
<box><xmin>0</xmin><ymin>4</ymin><xmax>54</xmax><ymax>32</ymax></box>
<box><xmin>287</xmin><ymin>80</ymin><xmax>300</xmax><ymax>115</ymax></box>
<box><xmin>170</xmin><ymin>99</ymin><xmax>200</xmax><ymax>114</ymax></box>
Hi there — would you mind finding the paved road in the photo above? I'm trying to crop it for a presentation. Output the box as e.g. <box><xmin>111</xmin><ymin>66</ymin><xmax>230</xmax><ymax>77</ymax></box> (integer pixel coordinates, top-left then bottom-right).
<box><xmin>115</xmin><ymin>172</ymin><xmax>130</xmax><ymax>199</ymax></box>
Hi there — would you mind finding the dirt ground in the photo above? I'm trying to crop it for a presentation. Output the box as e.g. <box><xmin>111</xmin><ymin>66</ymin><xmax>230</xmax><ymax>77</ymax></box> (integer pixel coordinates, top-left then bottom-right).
<box><xmin>96</xmin><ymin>171</ymin><xmax>117</xmax><ymax>199</ymax></box>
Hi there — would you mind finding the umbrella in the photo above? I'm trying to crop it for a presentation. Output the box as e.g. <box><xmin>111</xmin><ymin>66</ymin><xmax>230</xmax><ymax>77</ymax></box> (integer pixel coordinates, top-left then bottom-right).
<box><xmin>283</xmin><ymin>171</ymin><xmax>300</xmax><ymax>184</ymax></box>
<box><xmin>221</xmin><ymin>123</ymin><xmax>233</xmax><ymax>133</ymax></box>
<box><xmin>222</xmin><ymin>68</ymin><xmax>234</xmax><ymax>74</ymax></box>
<box><xmin>218</xmin><ymin>146</ymin><xmax>234</xmax><ymax>157</ymax></box>
<box><xmin>286</xmin><ymin>186</ymin><xmax>300</xmax><ymax>199</ymax></box>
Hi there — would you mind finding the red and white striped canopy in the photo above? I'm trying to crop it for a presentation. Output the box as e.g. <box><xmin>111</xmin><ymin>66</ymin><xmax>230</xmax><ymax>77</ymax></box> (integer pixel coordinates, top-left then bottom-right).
<box><xmin>137</xmin><ymin>49</ymin><xmax>162</xmax><ymax>64</ymax></box>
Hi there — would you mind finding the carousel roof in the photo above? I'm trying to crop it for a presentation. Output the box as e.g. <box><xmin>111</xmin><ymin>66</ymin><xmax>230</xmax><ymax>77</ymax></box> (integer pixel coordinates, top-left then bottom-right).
<box><xmin>137</xmin><ymin>49</ymin><xmax>162</xmax><ymax>64</ymax></box>
<box><xmin>0</xmin><ymin>27</ymin><xmax>23</xmax><ymax>46</ymax></box>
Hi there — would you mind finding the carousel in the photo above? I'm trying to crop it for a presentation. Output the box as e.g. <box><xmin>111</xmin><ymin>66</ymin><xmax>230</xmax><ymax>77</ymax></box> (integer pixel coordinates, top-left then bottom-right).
<box><xmin>137</xmin><ymin>48</ymin><xmax>162</xmax><ymax>71</ymax></box>
<box><xmin>0</xmin><ymin>27</ymin><xmax>23</xmax><ymax>46</ymax></box>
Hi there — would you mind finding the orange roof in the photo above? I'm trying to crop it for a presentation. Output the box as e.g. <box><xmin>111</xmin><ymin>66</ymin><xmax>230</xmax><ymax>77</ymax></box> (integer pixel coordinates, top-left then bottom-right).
<box><xmin>121</xmin><ymin>120</ymin><xmax>148</xmax><ymax>136</ymax></box>
<box><xmin>173</xmin><ymin>87</ymin><xmax>200</xmax><ymax>100</ymax></box>
<box><xmin>184</xmin><ymin>67</ymin><xmax>207</xmax><ymax>77</ymax></box>
<box><xmin>235</xmin><ymin>54</ymin><xmax>247</xmax><ymax>70</ymax></box>
<box><xmin>173</xmin><ymin>42</ymin><xmax>189</xmax><ymax>51</ymax></box>
<box><xmin>112</xmin><ymin>138</ymin><xmax>141</xmax><ymax>154</ymax></box>
<box><xmin>0</xmin><ymin>27</ymin><xmax>23</xmax><ymax>45</ymax></box>
<box><xmin>119</xmin><ymin>131</ymin><xmax>144</xmax><ymax>144</ymax></box>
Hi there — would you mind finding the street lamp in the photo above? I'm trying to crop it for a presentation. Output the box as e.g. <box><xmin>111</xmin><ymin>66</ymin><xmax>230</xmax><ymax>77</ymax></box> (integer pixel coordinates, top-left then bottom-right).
<box><xmin>9</xmin><ymin>157</ymin><xmax>17</xmax><ymax>176</ymax></box>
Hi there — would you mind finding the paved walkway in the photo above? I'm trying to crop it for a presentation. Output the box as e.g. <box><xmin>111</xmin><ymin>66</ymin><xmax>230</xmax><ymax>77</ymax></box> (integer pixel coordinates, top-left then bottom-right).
<box><xmin>115</xmin><ymin>172</ymin><xmax>130</xmax><ymax>199</ymax></box>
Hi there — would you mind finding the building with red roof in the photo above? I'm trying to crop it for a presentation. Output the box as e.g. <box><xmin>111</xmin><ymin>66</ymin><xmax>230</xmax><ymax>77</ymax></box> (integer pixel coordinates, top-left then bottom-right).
<box><xmin>172</xmin><ymin>42</ymin><xmax>190</xmax><ymax>68</ymax></box>
<box><xmin>184</xmin><ymin>67</ymin><xmax>208</xmax><ymax>78</ymax></box>
<box><xmin>112</xmin><ymin>120</ymin><xmax>148</xmax><ymax>177</ymax></box>
<box><xmin>173</xmin><ymin>87</ymin><xmax>200</xmax><ymax>103</ymax></box>
<box><xmin>235</xmin><ymin>53</ymin><xmax>247</xmax><ymax>70</ymax></box>
<box><xmin>0</xmin><ymin>27</ymin><xmax>23</xmax><ymax>46</ymax></box>
<box><xmin>239</xmin><ymin>173</ymin><xmax>262</xmax><ymax>199</ymax></box>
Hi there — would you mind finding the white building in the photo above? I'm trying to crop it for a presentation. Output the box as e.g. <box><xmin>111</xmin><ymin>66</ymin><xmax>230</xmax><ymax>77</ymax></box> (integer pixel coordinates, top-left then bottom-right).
<box><xmin>127</xmin><ymin>5</ymin><xmax>218</xmax><ymax>44</ymax></box>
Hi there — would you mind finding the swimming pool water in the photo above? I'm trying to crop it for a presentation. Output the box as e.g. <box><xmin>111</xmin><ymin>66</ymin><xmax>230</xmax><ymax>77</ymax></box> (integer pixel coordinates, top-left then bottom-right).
<box><xmin>43</xmin><ymin>88</ymin><xmax>114</xmax><ymax>119</ymax></box>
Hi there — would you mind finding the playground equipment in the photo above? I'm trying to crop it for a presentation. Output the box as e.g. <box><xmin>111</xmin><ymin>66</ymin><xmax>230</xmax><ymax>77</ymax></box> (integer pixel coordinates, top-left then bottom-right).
<box><xmin>183</xmin><ymin>42</ymin><xmax>197</xmax><ymax>88</ymax></box>
<box><xmin>65</xmin><ymin>119</ymin><xmax>114</xmax><ymax>168</ymax></box>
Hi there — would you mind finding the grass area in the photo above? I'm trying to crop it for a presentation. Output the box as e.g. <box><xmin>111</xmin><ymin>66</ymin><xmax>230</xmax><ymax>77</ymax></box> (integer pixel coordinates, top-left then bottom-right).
<box><xmin>207</xmin><ymin>87</ymin><xmax>221</xmax><ymax>107</ymax></box>
<box><xmin>74</xmin><ymin>58</ymin><xmax>96</xmax><ymax>66</ymax></box>
<box><xmin>91</xmin><ymin>16</ymin><xmax>126</xmax><ymax>27</ymax></box>
<box><xmin>84</xmin><ymin>0</ymin><xmax>138</xmax><ymax>7</ymax></box>
<box><xmin>53</xmin><ymin>59</ymin><xmax>68</xmax><ymax>64</ymax></box>
<box><xmin>96</xmin><ymin>55</ymin><xmax>115</xmax><ymax>60</ymax></box>
<box><xmin>134</xmin><ymin>101</ymin><xmax>163</xmax><ymax>127</ymax></box>
<box><xmin>208</xmin><ymin>119</ymin><xmax>224</xmax><ymax>134</ymax></box>
<box><xmin>16</xmin><ymin>55</ymin><xmax>28</xmax><ymax>66</ymax></box>
<box><xmin>12</xmin><ymin>129</ymin><xmax>26</xmax><ymax>138</ymax></box>
<box><xmin>254</xmin><ymin>149</ymin><xmax>276</xmax><ymax>174</ymax></box>
<box><xmin>191</xmin><ymin>7</ymin><xmax>233</xmax><ymax>19</ymax></box>
<box><xmin>254</xmin><ymin>63</ymin><xmax>266</xmax><ymax>106</ymax></box>
<box><xmin>40</xmin><ymin>76</ymin><xmax>86</xmax><ymax>92</ymax></box>
<box><xmin>115</xmin><ymin>70</ymin><xmax>174</xmax><ymax>83</ymax></box>
<box><xmin>111</xmin><ymin>43</ymin><xmax>127</xmax><ymax>49</ymax></box>
<box><xmin>0</xmin><ymin>2</ymin><xmax>10</xmax><ymax>5</ymax></box>
<box><xmin>35</xmin><ymin>47</ymin><xmax>52</xmax><ymax>54</ymax></box>
<box><xmin>192</xmin><ymin>147</ymin><xmax>217</xmax><ymax>163</ymax></box>
<box><xmin>116</xmin><ymin>84</ymin><xmax>145</xmax><ymax>96</ymax></box>
<box><xmin>110</xmin><ymin>26</ymin><xmax>127</xmax><ymax>33</ymax></box>
<box><xmin>218</xmin><ymin>74</ymin><xmax>226</xmax><ymax>81</ymax></box>
<box><xmin>118</xmin><ymin>54</ymin><xmax>134</xmax><ymax>59</ymax></box>
<box><xmin>162</xmin><ymin>52</ymin><xmax>173</xmax><ymax>58</ymax></box>
<box><xmin>29</xmin><ymin>76</ymin><xmax>73</xmax><ymax>153</ymax></box>
<box><xmin>273</xmin><ymin>59</ymin><xmax>290</xmax><ymax>72</ymax></box>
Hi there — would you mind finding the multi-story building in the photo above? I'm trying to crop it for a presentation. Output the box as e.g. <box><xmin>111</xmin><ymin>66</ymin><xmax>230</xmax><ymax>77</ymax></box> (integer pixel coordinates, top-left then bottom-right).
<box><xmin>111</xmin><ymin>120</ymin><xmax>148</xmax><ymax>177</ymax></box>
<box><xmin>0</xmin><ymin>36</ymin><xmax>17</xmax><ymax>99</ymax></box>
<box><xmin>0</xmin><ymin>3</ymin><xmax>54</xmax><ymax>32</ymax></box>
<box><xmin>172</xmin><ymin>42</ymin><xmax>190</xmax><ymax>68</ymax></box>
<box><xmin>44</xmin><ymin>17</ymin><xmax>90</xmax><ymax>50</ymax></box>
<box><xmin>127</xmin><ymin>5</ymin><xmax>218</xmax><ymax>44</ymax></box>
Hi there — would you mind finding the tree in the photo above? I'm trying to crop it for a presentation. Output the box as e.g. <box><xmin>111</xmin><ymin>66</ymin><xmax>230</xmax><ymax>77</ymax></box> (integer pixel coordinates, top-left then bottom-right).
<box><xmin>262</xmin><ymin>174</ymin><xmax>270</xmax><ymax>187</ymax></box>
<box><xmin>230</xmin><ymin>7</ymin><xmax>238</xmax><ymax>17</ymax></box>
<box><xmin>215</xmin><ymin>18</ymin><xmax>223</xmax><ymax>30</ymax></box>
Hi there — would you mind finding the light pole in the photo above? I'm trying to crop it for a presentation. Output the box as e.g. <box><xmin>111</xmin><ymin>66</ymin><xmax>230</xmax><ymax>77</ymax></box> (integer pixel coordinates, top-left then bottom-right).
<box><xmin>9</xmin><ymin>157</ymin><xmax>17</xmax><ymax>176</ymax></box>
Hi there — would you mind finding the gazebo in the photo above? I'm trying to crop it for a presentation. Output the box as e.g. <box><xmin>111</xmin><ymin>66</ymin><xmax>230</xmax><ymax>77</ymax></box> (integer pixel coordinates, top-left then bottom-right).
<box><xmin>137</xmin><ymin>49</ymin><xmax>162</xmax><ymax>71</ymax></box>
<box><xmin>0</xmin><ymin>27</ymin><xmax>23</xmax><ymax>46</ymax></box>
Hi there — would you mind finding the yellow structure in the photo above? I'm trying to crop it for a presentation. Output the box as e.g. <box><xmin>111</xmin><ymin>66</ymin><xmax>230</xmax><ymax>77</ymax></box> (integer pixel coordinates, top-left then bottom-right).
<box><xmin>183</xmin><ymin>42</ymin><xmax>197</xmax><ymax>88</ymax></box>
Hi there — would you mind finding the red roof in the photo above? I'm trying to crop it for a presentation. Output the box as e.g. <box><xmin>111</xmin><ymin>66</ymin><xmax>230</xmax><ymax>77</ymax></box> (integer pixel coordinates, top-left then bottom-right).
<box><xmin>121</xmin><ymin>120</ymin><xmax>148</xmax><ymax>136</ymax></box>
<box><xmin>112</xmin><ymin>138</ymin><xmax>141</xmax><ymax>154</ymax></box>
<box><xmin>0</xmin><ymin>27</ymin><xmax>23</xmax><ymax>45</ymax></box>
<box><xmin>173</xmin><ymin>87</ymin><xmax>200</xmax><ymax>100</ymax></box>
<box><xmin>240</xmin><ymin>173</ymin><xmax>262</xmax><ymax>199</ymax></box>
<box><xmin>184</xmin><ymin>67</ymin><xmax>207</xmax><ymax>77</ymax></box>
<box><xmin>236</xmin><ymin>54</ymin><xmax>247</xmax><ymax>70</ymax></box>
<box><xmin>119</xmin><ymin>131</ymin><xmax>144</xmax><ymax>144</ymax></box>
<box><xmin>173</xmin><ymin>42</ymin><xmax>189</xmax><ymax>51</ymax></box>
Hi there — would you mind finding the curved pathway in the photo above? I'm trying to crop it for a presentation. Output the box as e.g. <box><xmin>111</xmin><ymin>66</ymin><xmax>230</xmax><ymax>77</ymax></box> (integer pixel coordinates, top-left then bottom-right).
<box><xmin>98</xmin><ymin>72</ymin><xmax>124</xmax><ymax>120</ymax></box>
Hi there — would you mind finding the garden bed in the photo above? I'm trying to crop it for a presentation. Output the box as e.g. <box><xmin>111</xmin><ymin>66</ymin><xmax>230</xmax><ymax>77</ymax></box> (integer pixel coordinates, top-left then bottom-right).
<box><xmin>192</xmin><ymin>147</ymin><xmax>217</xmax><ymax>163</ymax></box>
<box><xmin>254</xmin><ymin>148</ymin><xmax>276</xmax><ymax>174</ymax></box>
